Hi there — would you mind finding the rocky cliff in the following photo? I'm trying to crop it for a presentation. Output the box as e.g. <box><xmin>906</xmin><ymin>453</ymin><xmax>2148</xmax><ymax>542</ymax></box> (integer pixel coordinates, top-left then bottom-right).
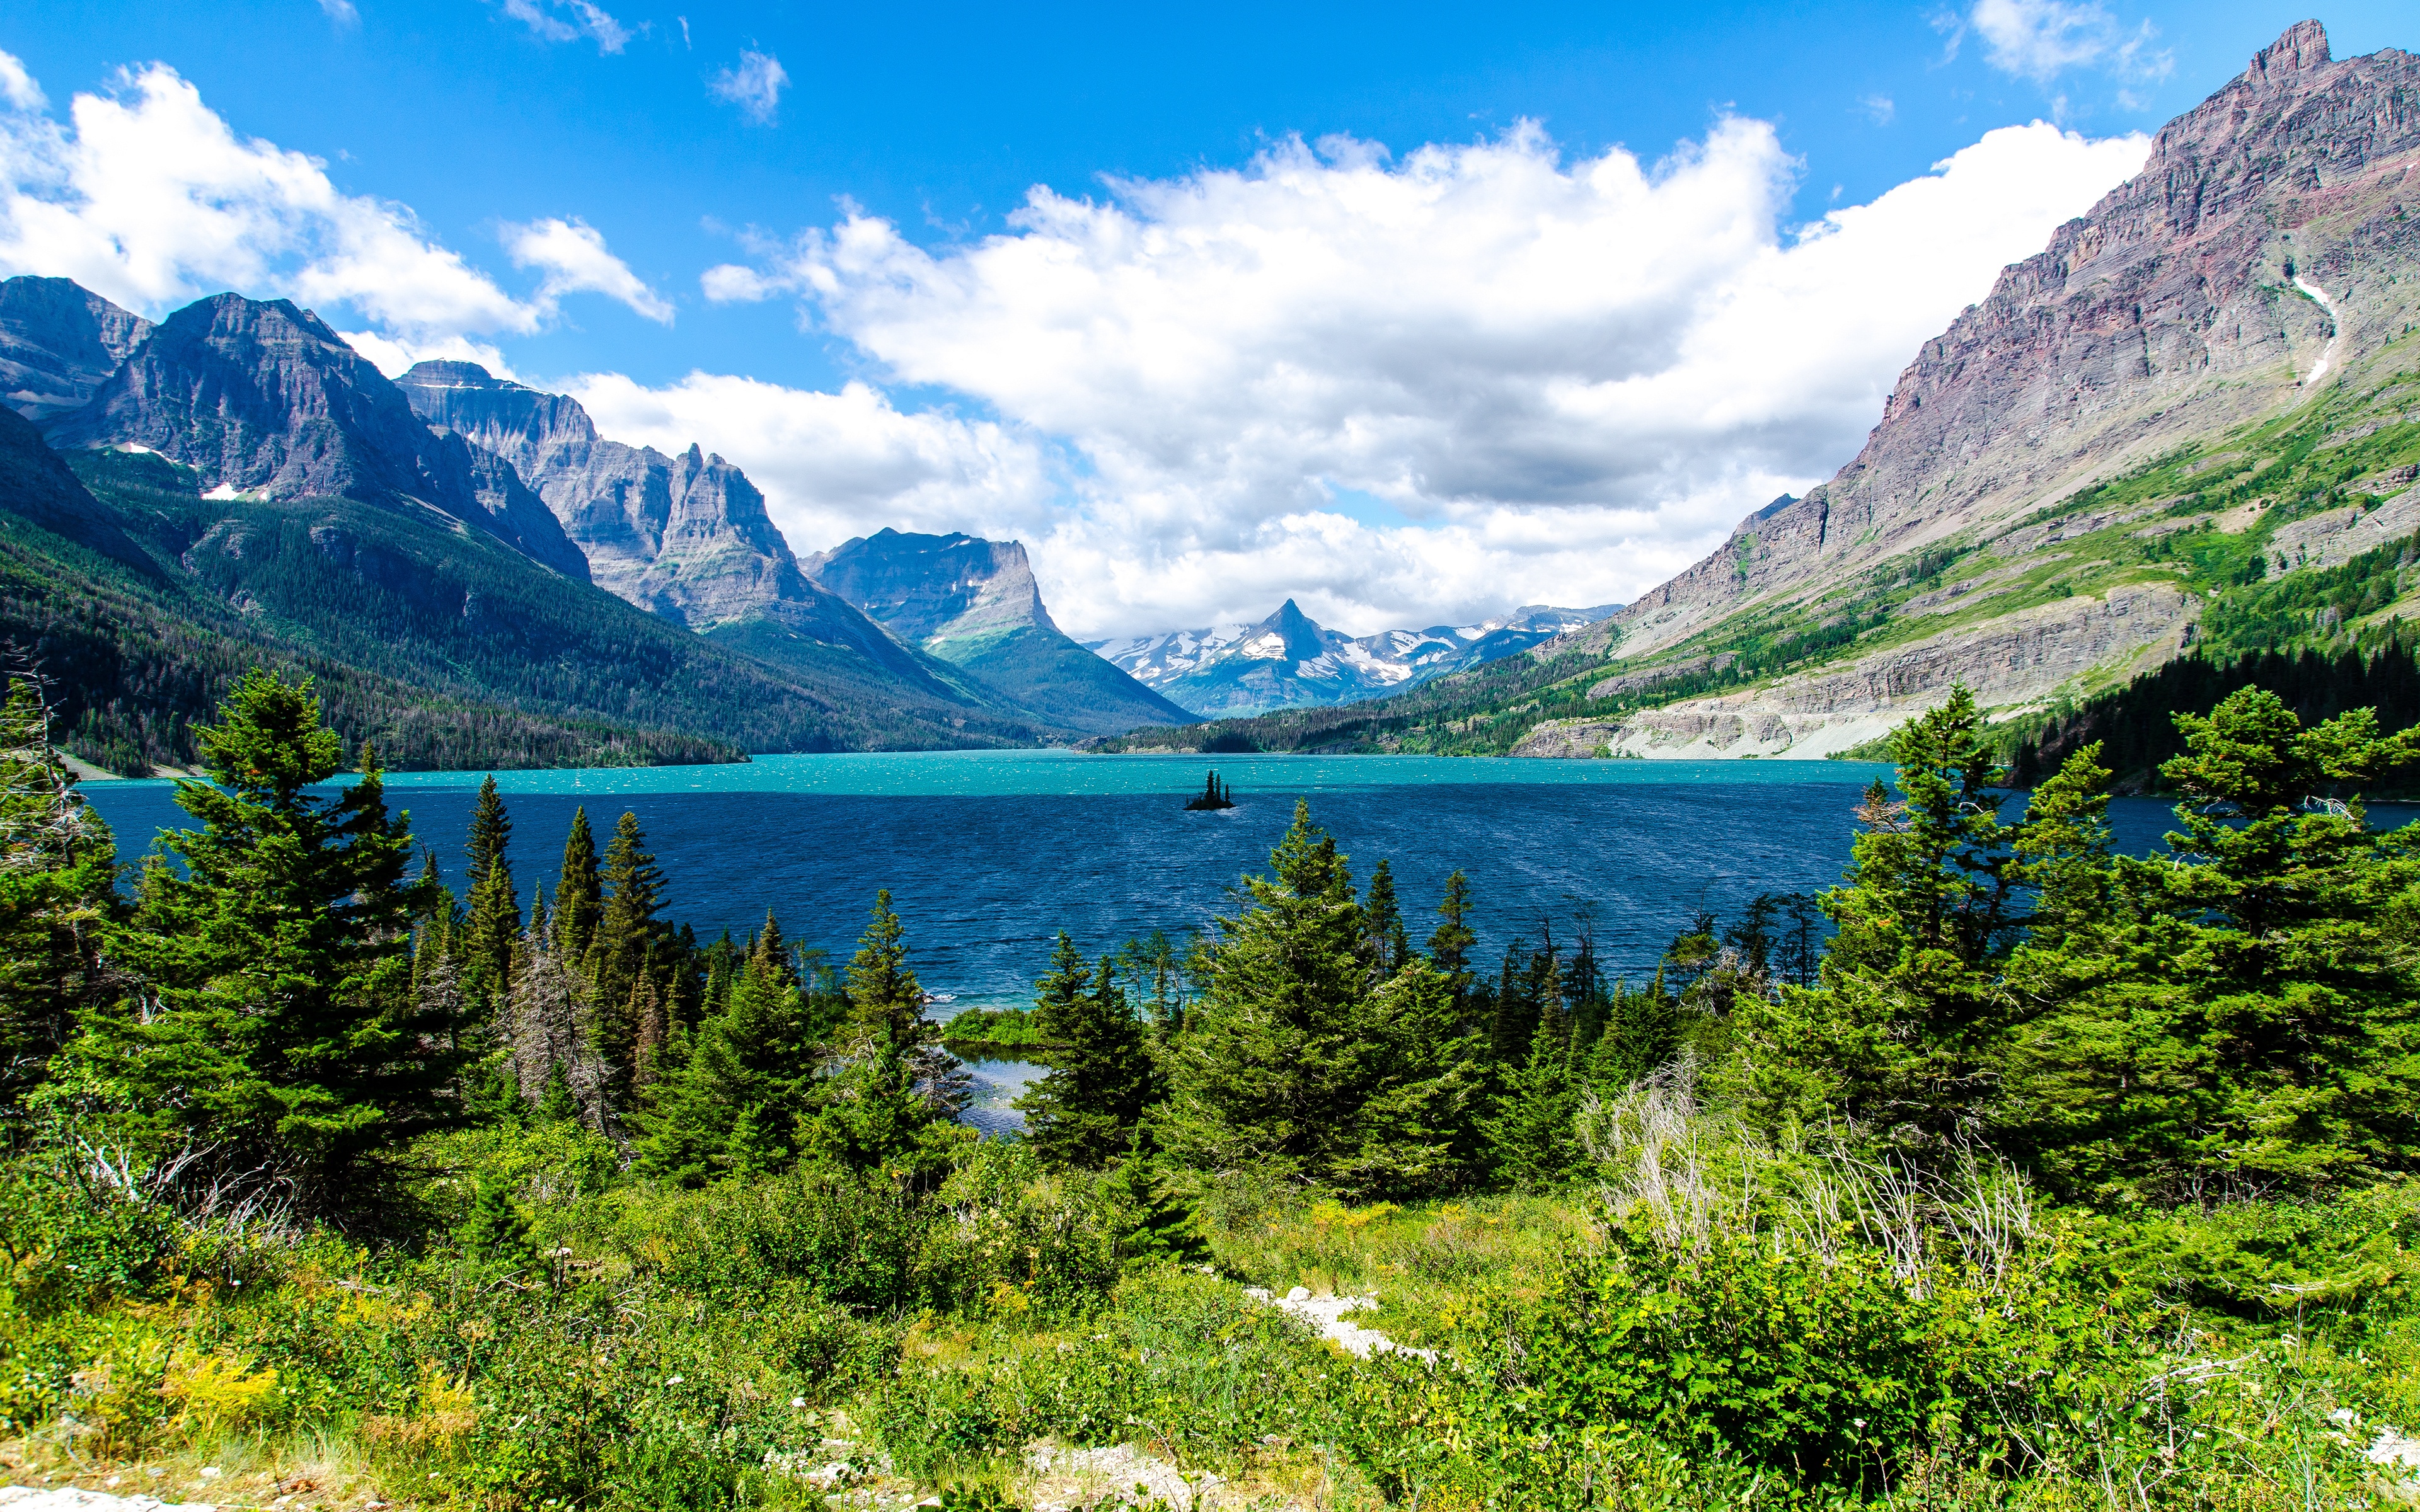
<box><xmin>395</xmin><ymin>362</ymin><xmax>1011</xmax><ymax>707</ymax></box>
<box><xmin>43</xmin><ymin>295</ymin><xmax>590</xmax><ymax>578</ymax></box>
<box><xmin>805</xmin><ymin>529</ymin><xmax>1192</xmax><ymax>735</ymax></box>
<box><xmin>1523</xmin><ymin>21</ymin><xmax>2420</xmax><ymax>756</ymax></box>
<box><xmin>0</xmin><ymin>277</ymin><xmax>153</xmax><ymax>423</ymax></box>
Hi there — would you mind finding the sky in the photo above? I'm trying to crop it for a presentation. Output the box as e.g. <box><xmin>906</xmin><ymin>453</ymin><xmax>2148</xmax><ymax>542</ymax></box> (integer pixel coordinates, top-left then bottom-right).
<box><xmin>0</xmin><ymin>2</ymin><xmax>2409</xmax><ymax>639</ymax></box>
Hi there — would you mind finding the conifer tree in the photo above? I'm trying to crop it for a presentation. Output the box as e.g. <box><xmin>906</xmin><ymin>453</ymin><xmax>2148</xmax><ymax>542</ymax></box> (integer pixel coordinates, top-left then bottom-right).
<box><xmin>803</xmin><ymin>891</ymin><xmax>970</xmax><ymax>1181</ymax></box>
<box><xmin>553</xmin><ymin>806</ymin><xmax>602</xmax><ymax>959</ymax></box>
<box><xmin>1427</xmin><ymin>869</ymin><xmax>1478</xmax><ymax>1009</ymax></box>
<box><xmin>0</xmin><ymin>676</ymin><xmax>119</xmax><ymax>1109</ymax></box>
<box><xmin>457</xmin><ymin>1175</ymin><xmax>534</xmax><ymax>1266</ymax></box>
<box><xmin>84</xmin><ymin>671</ymin><xmax>459</xmax><ymax>1214</ymax></box>
<box><xmin>463</xmin><ymin>776</ymin><xmax>519</xmax><ymax>1000</ymax></box>
<box><xmin>1485</xmin><ymin>1007</ymin><xmax>1586</xmax><ymax>1189</ymax></box>
<box><xmin>1101</xmin><ymin>1132</ymin><xmax>1206</xmax><ymax>1267</ymax></box>
<box><xmin>594</xmin><ymin>811</ymin><xmax>664</xmax><ymax>1073</ymax></box>
<box><xmin>1158</xmin><ymin>802</ymin><xmax>1373</xmax><ymax>1183</ymax></box>
<box><xmin>1363</xmin><ymin>858</ymin><xmax>1410</xmax><ymax>975</ymax></box>
<box><xmin>1722</xmin><ymin>687</ymin><xmax>2020</xmax><ymax>1138</ymax></box>
<box><xmin>1586</xmin><ymin>973</ymin><xmax>1680</xmax><ymax>1090</ymax></box>
<box><xmin>638</xmin><ymin>941</ymin><xmax>818</xmax><ymax>1184</ymax></box>
<box><xmin>1017</xmin><ymin>934</ymin><xmax>1156</xmax><ymax>1168</ymax></box>
<box><xmin>1333</xmin><ymin>956</ymin><xmax>1487</xmax><ymax>1198</ymax></box>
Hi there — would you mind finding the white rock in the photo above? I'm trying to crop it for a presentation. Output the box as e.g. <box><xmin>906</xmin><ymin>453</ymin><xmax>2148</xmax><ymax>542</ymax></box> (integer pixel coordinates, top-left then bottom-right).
<box><xmin>0</xmin><ymin>1488</ymin><xmax>216</xmax><ymax>1512</ymax></box>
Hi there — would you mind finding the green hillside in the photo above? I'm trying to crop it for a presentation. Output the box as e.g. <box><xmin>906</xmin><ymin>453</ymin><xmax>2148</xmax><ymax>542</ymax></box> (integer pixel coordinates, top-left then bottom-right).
<box><xmin>0</xmin><ymin>430</ymin><xmax>1052</xmax><ymax>774</ymax></box>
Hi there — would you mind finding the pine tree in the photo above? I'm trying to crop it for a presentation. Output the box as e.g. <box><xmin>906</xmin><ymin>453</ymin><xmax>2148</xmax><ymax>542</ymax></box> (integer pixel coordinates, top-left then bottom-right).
<box><xmin>1332</xmin><ymin>956</ymin><xmax>1486</xmax><ymax>1198</ymax></box>
<box><xmin>1586</xmin><ymin>973</ymin><xmax>1680</xmax><ymax>1090</ymax></box>
<box><xmin>1363</xmin><ymin>858</ymin><xmax>1410</xmax><ymax>975</ymax></box>
<box><xmin>0</xmin><ymin>675</ymin><xmax>119</xmax><ymax>1109</ymax></box>
<box><xmin>83</xmin><ymin>670</ymin><xmax>460</xmax><ymax>1215</ymax></box>
<box><xmin>802</xmin><ymin>891</ymin><xmax>970</xmax><ymax>1182</ymax></box>
<box><xmin>2002</xmin><ymin>692</ymin><xmax>2420</xmax><ymax>1194</ymax></box>
<box><xmin>1157</xmin><ymin>802</ymin><xmax>1373</xmax><ymax>1183</ymax></box>
<box><xmin>1017</xmin><ymin>934</ymin><xmax>1156</xmax><ymax>1169</ymax></box>
<box><xmin>1427</xmin><ymin>869</ymin><xmax>1478</xmax><ymax>1010</ymax></box>
<box><xmin>1101</xmin><ymin>1132</ymin><xmax>1206</xmax><ymax>1267</ymax></box>
<box><xmin>594</xmin><ymin>811</ymin><xmax>665</xmax><ymax>1074</ymax></box>
<box><xmin>463</xmin><ymin>776</ymin><xmax>519</xmax><ymax>1001</ymax></box>
<box><xmin>637</xmin><ymin>945</ymin><xmax>818</xmax><ymax>1184</ymax></box>
<box><xmin>457</xmin><ymin>1175</ymin><xmax>534</xmax><ymax>1267</ymax></box>
<box><xmin>1484</xmin><ymin>1007</ymin><xmax>1586</xmax><ymax>1189</ymax></box>
<box><xmin>1722</xmin><ymin>687</ymin><xmax>2020</xmax><ymax>1139</ymax></box>
<box><xmin>553</xmin><ymin>806</ymin><xmax>603</xmax><ymax>960</ymax></box>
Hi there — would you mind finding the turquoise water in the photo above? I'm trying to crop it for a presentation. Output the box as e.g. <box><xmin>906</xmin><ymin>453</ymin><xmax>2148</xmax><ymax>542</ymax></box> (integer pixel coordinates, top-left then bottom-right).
<box><xmin>76</xmin><ymin>750</ymin><xmax>2273</xmax><ymax>1011</ymax></box>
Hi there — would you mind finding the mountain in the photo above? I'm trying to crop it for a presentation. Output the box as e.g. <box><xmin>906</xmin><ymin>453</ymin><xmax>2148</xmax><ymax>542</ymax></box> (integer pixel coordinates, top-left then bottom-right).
<box><xmin>1092</xmin><ymin>599</ymin><xmax>1622</xmax><ymax>719</ymax></box>
<box><xmin>1501</xmin><ymin>20</ymin><xmax>2420</xmax><ymax>759</ymax></box>
<box><xmin>0</xmin><ymin>277</ymin><xmax>153</xmax><ymax>422</ymax></box>
<box><xmin>1109</xmin><ymin>23</ymin><xmax>2420</xmax><ymax>761</ymax></box>
<box><xmin>391</xmin><ymin>361</ymin><xmax>1009</xmax><ymax>709</ymax></box>
<box><xmin>0</xmin><ymin>284</ymin><xmax>1057</xmax><ymax>769</ymax></box>
<box><xmin>40</xmin><ymin>292</ymin><xmax>592</xmax><ymax>580</ymax></box>
<box><xmin>803</xmin><ymin>528</ymin><xmax>1192</xmax><ymax>735</ymax></box>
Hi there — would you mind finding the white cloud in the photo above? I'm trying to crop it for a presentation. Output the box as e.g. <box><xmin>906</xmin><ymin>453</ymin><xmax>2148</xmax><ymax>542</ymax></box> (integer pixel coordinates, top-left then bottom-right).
<box><xmin>1967</xmin><ymin>0</ymin><xmax>2171</xmax><ymax>85</ymax></box>
<box><xmin>1858</xmin><ymin>93</ymin><xmax>1896</xmax><ymax>125</ymax></box>
<box><xmin>710</xmin><ymin>50</ymin><xmax>787</xmax><ymax>124</ymax></box>
<box><xmin>505</xmin><ymin>216</ymin><xmax>673</xmax><ymax>323</ymax></box>
<box><xmin>0</xmin><ymin>51</ymin><xmax>47</xmax><ymax>112</ymax></box>
<box><xmin>0</xmin><ymin>63</ymin><xmax>663</xmax><ymax>354</ymax></box>
<box><xmin>317</xmin><ymin>0</ymin><xmax>362</xmax><ymax>28</ymax></box>
<box><xmin>340</xmin><ymin>328</ymin><xmax>517</xmax><ymax>380</ymax></box>
<box><xmin>694</xmin><ymin>118</ymin><xmax>2148</xmax><ymax>636</ymax></box>
<box><xmin>501</xmin><ymin>0</ymin><xmax>630</xmax><ymax>53</ymax></box>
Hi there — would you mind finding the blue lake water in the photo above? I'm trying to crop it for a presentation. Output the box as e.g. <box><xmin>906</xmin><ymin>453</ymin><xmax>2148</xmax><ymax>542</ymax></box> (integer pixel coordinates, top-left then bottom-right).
<box><xmin>72</xmin><ymin>750</ymin><xmax>2336</xmax><ymax>1010</ymax></box>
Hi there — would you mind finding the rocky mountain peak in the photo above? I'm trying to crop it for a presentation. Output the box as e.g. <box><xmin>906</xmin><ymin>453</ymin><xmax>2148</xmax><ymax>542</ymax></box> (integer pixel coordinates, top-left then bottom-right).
<box><xmin>0</xmin><ymin>276</ymin><xmax>153</xmax><ymax>421</ymax></box>
<box><xmin>2247</xmin><ymin>18</ymin><xmax>2332</xmax><ymax>87</ymax></box>
<box><xmin>803</xmin><ymin>529</ymin><xmax>1058</xmax><ymax>647</ymax></box>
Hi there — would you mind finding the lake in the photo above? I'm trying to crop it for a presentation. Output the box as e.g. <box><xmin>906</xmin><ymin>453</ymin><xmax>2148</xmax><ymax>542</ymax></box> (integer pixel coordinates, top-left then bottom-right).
<box><xmin>78</xmin><ymin>750</ymin><xmax>2369</xmax><ymax>1131</ymax></box>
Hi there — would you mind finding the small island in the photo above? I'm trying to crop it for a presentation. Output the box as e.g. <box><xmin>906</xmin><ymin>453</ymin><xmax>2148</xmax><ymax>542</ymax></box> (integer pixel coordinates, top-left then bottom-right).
<box><xmin>1185</xmin><ymin>770</ymin><xmax>1237</xmax><ymax>810</ymax></box>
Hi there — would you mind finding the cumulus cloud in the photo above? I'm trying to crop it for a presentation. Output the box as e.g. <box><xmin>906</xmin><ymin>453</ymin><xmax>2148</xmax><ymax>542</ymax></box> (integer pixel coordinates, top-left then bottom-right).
<box><xmin>0</xmin><ymin>52</ymin><xmax>43</xmax><ymax>112</ymax></box>
<box><xmin>691</xmin><ymin>117</ymin><xmax>2148</xmax><ymax>636</ymax></box>
<box><xmin>710</xmin><ymin>50</ymin><xmax>787</xmax><ymax>123</ymax></box>
<box><xmin>1965</xmin><ymin>0</ymin><xmax>2171</xmax><ymax>85</ymax></box>
<box><xmin>505</xmin><ymin>216</ymin><xmax>673</xmax><ymax>323</ymax></box>
<box><xmin>340</xmin><ymin>328</ymin><xmax>517</xmax><ymax>380</ymax></box>
<box><xmin>501</xmin><ymin>0</ymin><xmax>631</xmax><ymax>53</ymax></box>
<box><xmin>0</xmin><ymin>61</ymin><xmax>660</xmax><ymax>352</ymax></box>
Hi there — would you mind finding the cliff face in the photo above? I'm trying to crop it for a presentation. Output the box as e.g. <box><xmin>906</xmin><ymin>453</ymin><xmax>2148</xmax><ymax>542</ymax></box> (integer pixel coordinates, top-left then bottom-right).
<box><xmin>1590</xmin><ymin>21</ymin><xmax>2420</xmax><ymax>665</ymax></box>
<box><xmin>43</xmin><ymin>295</ymin><xmax>589</xmax><ymax>578</ymax></box>
<box><xmin>394</xmin><ymin>361</ymin><xmax>988</xmax><ymax>699</ymax></box>
<box><xmin>1516</xmin><ymin>22</ymin><xmax>2420</xmax><ymax>756</ymax></box>
<box><xmin>805</xmin><ymin>528</ymin><xmax>1194</xmax><ymax>735</ymax></box>
<box><xmin>0</xmin><ymin>277</ymin><xmax>153</xmax><ymax>422</ymax></box>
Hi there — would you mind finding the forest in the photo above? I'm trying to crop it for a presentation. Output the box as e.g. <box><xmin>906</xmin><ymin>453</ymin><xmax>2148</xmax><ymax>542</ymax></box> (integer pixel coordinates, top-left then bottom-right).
<box><xmin>3</xmin><ymin>665</ymin><xmax>2420</xmax><ymax>1509</ymax></box>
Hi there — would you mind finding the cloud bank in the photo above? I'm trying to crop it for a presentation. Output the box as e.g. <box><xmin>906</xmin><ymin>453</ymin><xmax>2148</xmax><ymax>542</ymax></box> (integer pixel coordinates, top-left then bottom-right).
<box><xmin>0</xmin><ymin>55</ymin><xmax>667</xmax><ymax>346</ymax></box>
<box><xmin>696</xmin><ymin>118</ymin><xmax>2148</xmax><ymax>636</ymax></box>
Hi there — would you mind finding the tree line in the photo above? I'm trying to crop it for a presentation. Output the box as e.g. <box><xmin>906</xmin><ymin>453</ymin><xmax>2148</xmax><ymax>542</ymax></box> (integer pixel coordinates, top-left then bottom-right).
<box><xmin>4</xmin><ymin>665</ymin><xmax>2417</xmax><ymax>1233</ymax></box>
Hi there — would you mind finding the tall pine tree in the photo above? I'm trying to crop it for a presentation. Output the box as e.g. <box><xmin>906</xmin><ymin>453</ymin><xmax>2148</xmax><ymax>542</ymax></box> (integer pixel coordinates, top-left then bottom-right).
<box><xmin>1017</xmin><ymin>934</ymin><xmax>1156</xmax><ymax>1168</ymax></box>
<box><xmin>553</xmin><ymin>806</ymin><xmax>602</xmax><ymax>961</ymax></box>
<box><xmin>84</xmin><ymin>671</ymin><xmax>461</xmax><ymax>1215</ymax></box>
<box><xmin>594</xmin><ymin>810</ymin><xmax>664</xmax><ymax>1075</ymax></box>
<box><xmin>0</xmin><ymin>676</ymin><xmax>119</xmax><ymax>1111</ymax></box>
<box><xmin>463</xmin><ymin>776</ymin><xmax>520</xmax><ymax>1004</ymax></box>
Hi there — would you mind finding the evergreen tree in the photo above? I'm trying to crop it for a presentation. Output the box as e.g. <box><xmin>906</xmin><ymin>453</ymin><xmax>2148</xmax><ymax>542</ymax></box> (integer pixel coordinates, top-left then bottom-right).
<box><xmin>1101</xmin><ymin>1131</ymin><xmax>1206</xmax><ymax>1267</ymax></box>
<box><xmin>1363</xmin><ymin>858</ymin><xmax>1410</xmax><ymax>975</ymax></box>
<box><xmin>463</xmin><ymin>776</ymin><xmax>519</xmax><ymax>1001</ymax></box>
<box><xmin>2002</xmin><ymin>692</ymin><xmax>2420</xmax><ymax>1194</ymax></box>
<box><xmin>457</xmin><ymin>1175</ymin><xmax>534</xmax><ymax>1266</ymax></box>
<box><xmin>83</xmin><ymin>671</ymin><xmax>459</xmax><ymax>1215</ymax></box>
<box><xmin>553</xmin><ymin>806</ymin><xmax>603</xmax><ymax>960</ymax></box>
<box><xmin>1485</xmin><ymin>1006</ymin><xmax>1586</xmax><ymax>1189</ymax></box>
<box><xmin>594</xmin><ymin>811</ymin><xmax>665</xmax><ymax>1074</ymax></box>
<box><xmin>1158</xmin><ymin>802</ymin><xmax>1373</xmax><ymax>1183</ymax></box>
<box><xmin>637</xmin><ymin>943</ymin><xmax>818</xmax><ymax>1184</ymax></box>
<box><xmin>802</xmin><ymin>891</ymin><xmax>970</xmax><ymax>1181</ymax></box>
<box><xmin>1723</xmin><ymin>687</ymin><xmax>2021</xmax><ymax>1140</ymax></box>
<box><xmin>1586</xmin><ymin>973</ymin><xmax>1681</xmax><ymax>1090</ymax></box>
<box><xmin>0</xmin><ymin>676</ymin><xmax>119</xmax><ymax>1110</ymax></box>
<box><xmin>1427</xmin><ymin>869</ymin><xmax>1478</xmax><ymax>1010</ymax></box>
<box><xmin>1017</xmin><ymin>934</ymin><xmax>1156</xmax><ymax>1169</ymax></box>
<box><xmin>1332</xmin><ymin>956</ymin><xmax>1486</xmax><ymax>1198</ymax></box>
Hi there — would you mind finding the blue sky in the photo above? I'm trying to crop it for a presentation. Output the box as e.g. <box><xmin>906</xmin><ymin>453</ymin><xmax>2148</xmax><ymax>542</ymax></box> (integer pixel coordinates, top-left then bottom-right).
<box><xmin>0</xmin><ymin>1</ymin><xmax>2407</xmax><ymax>634</ymax></box>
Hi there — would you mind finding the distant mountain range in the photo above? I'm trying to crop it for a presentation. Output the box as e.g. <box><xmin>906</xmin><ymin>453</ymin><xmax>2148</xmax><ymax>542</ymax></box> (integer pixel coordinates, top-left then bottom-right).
<box><xmin>1091</xmin><ymin>599</ymin><xmax>1620</xmax><ymax>718</ymax></box>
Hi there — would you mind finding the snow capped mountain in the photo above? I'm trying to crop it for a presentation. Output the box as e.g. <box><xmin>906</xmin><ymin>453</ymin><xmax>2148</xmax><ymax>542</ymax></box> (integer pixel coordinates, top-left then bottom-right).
<box><xmin>1090</xmin><ymin>600</ymin><xmax>1620</xmax><ymax>719</ymax></box>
